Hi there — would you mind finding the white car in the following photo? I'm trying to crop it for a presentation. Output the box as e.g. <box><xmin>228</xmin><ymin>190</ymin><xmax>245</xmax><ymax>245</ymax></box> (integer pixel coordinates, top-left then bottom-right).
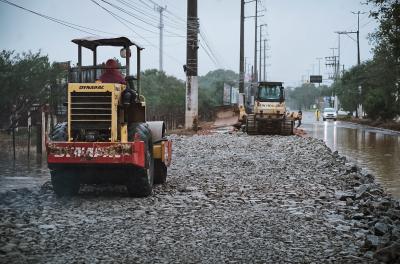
<box><xmin>322</xmin><ymin>108</ymin><xmax>337</xmax><ymax>121</ymax></box>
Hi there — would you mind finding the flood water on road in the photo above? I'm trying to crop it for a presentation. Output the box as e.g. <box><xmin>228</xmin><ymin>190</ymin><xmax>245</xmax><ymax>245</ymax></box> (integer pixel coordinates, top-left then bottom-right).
<box><xmin>0</xmin><ymin>142</ymin><xmax>49</xmax><ymax>193</ymax></box>
<box><xmin>302</xmin><ymin>111</ymin><xmax>400</xmax><ymax>199</ymax></box>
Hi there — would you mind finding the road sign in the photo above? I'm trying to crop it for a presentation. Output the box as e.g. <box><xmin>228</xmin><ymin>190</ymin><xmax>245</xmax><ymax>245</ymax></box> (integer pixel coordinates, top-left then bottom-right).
<box><xmin>310</xmin><ymin>75</ymin><xmax>322</xmax><ymax>83</ymax></box>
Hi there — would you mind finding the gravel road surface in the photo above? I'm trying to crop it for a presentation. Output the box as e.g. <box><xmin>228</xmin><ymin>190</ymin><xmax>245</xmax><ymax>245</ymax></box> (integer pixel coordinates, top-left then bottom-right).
<box><xmin>1</xmin><ymin>133</ymin><xmax>399</xmax><ymax>263</ymax></box>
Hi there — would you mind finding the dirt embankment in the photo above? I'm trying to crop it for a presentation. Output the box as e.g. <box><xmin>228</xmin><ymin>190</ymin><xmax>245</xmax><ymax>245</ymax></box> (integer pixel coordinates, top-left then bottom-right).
<box><xmin>0</xmin><ymin>134</ymin><xmax>399</xmax><ymax>263</ymax></box>
<box><xmin>339</xmin><ymin>117</ymin><xmax>400</xmax><ymax>132</ymax></box>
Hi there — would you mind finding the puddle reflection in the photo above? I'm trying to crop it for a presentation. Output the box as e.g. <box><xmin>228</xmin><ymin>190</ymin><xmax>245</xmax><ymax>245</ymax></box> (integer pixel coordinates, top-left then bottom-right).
<box><xmin>303</xmin><ymin>112</ymin><xmax>400</xmax><ymax>199</ymax></box>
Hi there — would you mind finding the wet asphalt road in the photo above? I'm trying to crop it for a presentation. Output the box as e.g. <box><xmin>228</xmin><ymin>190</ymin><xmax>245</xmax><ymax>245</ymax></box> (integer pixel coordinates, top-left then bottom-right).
<box><xmin>301</xmin><ymin>111</ymin><xmax>400</xmax><ymax>199</ymax></box>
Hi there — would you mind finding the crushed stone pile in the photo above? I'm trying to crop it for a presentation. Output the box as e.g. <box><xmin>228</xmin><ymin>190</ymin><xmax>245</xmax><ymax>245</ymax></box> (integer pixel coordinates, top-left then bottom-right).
<box><xmin>1</xmin><ymin>134</ymin><xmax>399</xmax><ymax>263</ymax></box>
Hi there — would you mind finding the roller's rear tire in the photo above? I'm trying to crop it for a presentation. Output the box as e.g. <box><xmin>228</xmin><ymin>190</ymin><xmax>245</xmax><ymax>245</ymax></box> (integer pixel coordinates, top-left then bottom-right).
<box><xmin>126</xmin><ymin>146</ymin><xmax>154</xmax><ymax>197</ymax></box>
<box><xmin>51</xmin><ymin>169</ymin><xmax>80</xmax><ymax>197</ymax></box>
<box><xmin>126</xmin><ymin>122</ymin><xmax>154</xmax><ymax>197</ymax></box>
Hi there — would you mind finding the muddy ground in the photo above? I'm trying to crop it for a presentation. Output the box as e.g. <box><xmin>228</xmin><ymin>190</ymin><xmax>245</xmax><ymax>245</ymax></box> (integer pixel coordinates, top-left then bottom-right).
<box><xmin>0</xmin><ymin>133</ymin><xmax>399</xmax><ymax>263</ymax></box>
<box><xmin>339</xmin><ymin>117</ymin><xmax>400</xmax><ymax>133</ymax></box>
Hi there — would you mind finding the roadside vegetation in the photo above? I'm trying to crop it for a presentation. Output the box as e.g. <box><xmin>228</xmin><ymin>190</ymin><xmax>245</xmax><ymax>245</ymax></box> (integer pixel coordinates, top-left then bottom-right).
<box><xmin>286</xmin><ymin>0</ymin><xmax>399</xmax><ymax>130</ymax></box>
<box><xmin>140</xmin><ymin>69</ymin><xmax>185</xmax><ymax>119</ymax></box>
<box><xmin>0</xmin><ymin>48</ymin><xmax>237</xmax><ymax>129</ymax></box>
<box><xmin>334</xmin><ymin>0</ymin><xmax>399</xmax><ymax>121</ymax></box>
<box><xmin>142</xmin><ymin>68</ymin><xmax>238</xmax><ymax>121</ymax></box>
<box><xmin>2</xmin><ymin>0</ymin><xmax>397</xmax><ymax>129</ymax></box>
<box><xmin>0</xmin><ymin>50</ymin><xmax>65</xmax><ymax>129</ymax></box>
<box><xmin>287</xmin><ymin>83</ymin><xmax>332</xmax><ymax>110</ymax></box>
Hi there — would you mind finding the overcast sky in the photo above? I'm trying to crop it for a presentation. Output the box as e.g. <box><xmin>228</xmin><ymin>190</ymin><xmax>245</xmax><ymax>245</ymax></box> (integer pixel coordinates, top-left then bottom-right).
<box><xmin>0</xmin><ymin>0</ymin><xmax>378</xmax><ymax>86</ymax></box>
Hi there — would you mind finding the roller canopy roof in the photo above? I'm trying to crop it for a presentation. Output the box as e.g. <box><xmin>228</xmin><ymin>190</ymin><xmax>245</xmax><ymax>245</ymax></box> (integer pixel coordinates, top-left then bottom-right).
<box><xmin>71</xmin><ymin>37</ymin><xmax>143</xmax><ymax>51</ymax></box>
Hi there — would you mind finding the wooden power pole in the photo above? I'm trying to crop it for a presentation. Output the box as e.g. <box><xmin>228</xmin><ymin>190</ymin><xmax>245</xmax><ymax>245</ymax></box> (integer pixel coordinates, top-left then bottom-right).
<box><xmin>259</xmin><ymin>24</ymin><xmax>266</xmax><ymax>81</ymax></box>
<box><xmin>185</xmin><ymin>0</ymin><xmax>199</xmax><ymax>129</ymax></box>
<box><xmin>239</xmin><ymin>0</ymin><xmax>245</xmax><ymax>93</ymax></box>
<box><xmin>253</xmin><ymin>0</ymin><xmax>258</xmax><ymax>82</ymax></box>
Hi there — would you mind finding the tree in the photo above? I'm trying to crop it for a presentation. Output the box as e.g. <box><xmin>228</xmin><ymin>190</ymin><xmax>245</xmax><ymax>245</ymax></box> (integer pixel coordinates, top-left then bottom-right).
<box><xmin>368</xmin><ymin>0</ymin><xmax>400</xmax><ymax>62</ymax></box>
<box><xmin>335</xmin><ymin>65</ymin><xmax>365</xmax><ymax>114</ymax></box>
<box><xmin>141</xmin><ymin>69</ymin><xmax>185</xmax><ymax>116</ymax></box>
<box><xmin>139</xmin><ymin>69</ymin><xmax>240</xmax><ymax>122</ymax></box>
<box><xmin>288</xmin><ymin>83</ymin><xmax>324</xmax><ymax>110</ymax></box>
<box><xmin>367</xmin><ymin>0</ymin><xmax>400</xmax><ymax>118</ymax></box>
<box><xmin>333</xmin><ymin>0</ymin><xmax>400</xmax><ymax>120</ymax></box>
<box><xmin>335</xmin><ymin>55</ymin><xmax>398</xmax><ymax>119</ymax></box>
<box><xmin>0</xmin><ymin>50</ymin><xmax>63</xmax><ymax>128</ymax></box>
<box><xmin>198</xmin><ymin>69</ymin><xmax>238</xmax><ymax>112</ymax></box>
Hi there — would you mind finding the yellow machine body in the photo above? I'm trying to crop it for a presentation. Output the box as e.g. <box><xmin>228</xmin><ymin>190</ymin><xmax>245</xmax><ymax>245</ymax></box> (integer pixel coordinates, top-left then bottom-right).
<box><xmin>47</xmin><ymin>36</ymin><xmax>171</xmax><ymax>198</ymax></box>
<box><xmin>68</xmin><ymin>83</ymin><xmax>125</xmax><ymax>142</ymax></box>
<box><xmin>246</xmin><ymin>81</ymin><xmax>295</xmax><ymax>135</ymax></box>
<box><xmin>253</xmin><ymin>101</ymin><xmax>286</xmax><ymax>119</ymax></box>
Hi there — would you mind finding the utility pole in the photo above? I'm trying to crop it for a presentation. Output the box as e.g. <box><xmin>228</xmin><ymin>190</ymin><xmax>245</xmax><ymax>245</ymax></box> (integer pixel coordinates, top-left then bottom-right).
<box><xmin>325</xmin><ymin>48</ymin><xmax>338</xmax><ymax>79</ymax></box>
<box><xmin>334</xmin><ymin>35</ymin><xmax>341</xmax><ymax>111</ymax></box>
<box><xmin>337</xmin><ymin>32</ymin><xmax>341</xmax><ymax>79</ymax></box>
<box><xmin>316</xmin><ymin>57</ymin><xmax>322</xmax><ymax>75</ymax></box>
<box><xmin>156</xmin><ymin>5</ymin><xmax>166</xmax><ymax>72</ymax></box>
<box><xmin>259</xmin><ymin>25</ymin><xmax>261</xmax><ymax>81</ymax></box>
<box><xmin>259</xmin><ymin>24</ymin><xmax>266</xmax><ymax>81</ymax></box>
<box><xmin>253</xmin><ymin>0</ymin><xmax>258</xmax><ymax>82</ymax></box>
<box><xmin>352</xmin><ymin>11</ymin><xmax>364</xmax><ymax>65</ymax></box>
<box><xmin>357</xmin><ymin>11</ymin><xmax>361</xmax><ymax>66</ymax></box>
<box><xmin>316</xmin><ymin>57</ymin><xmax>322</xmax><ymax>87</ymax></box>
<box><xmin>243</xmin><ymin>0</ymin><xmax>261</xmax><ymax>83</ymax></box>
<box><xmin>325</xmin><ymin>48</ymin><xmax>338</xmax><ymax>108</ymax></box>
<box><xmin>185</xmin><ymin>0</ymin><xmax>198</xmax><ymax>129</ymax></box>
<box><xmin>239</xmin><ymin>0</ymin><xmax>245</xmax><ymax>93</ymax></box>
<box><xmin>240</xmin><ymin>1</ymin><xmax>258</xmax><ymax>88</ymax></box>
<box><xmin>263</xmin><ymin>39</ymin><xmax>267</xmax><ymax>81</ymax></box>
<box><xmin>336</xmin><ymin>10</ymin><xmax>364</xmax><ymax>117</ymax></box>
<box><xmin>352</xmin><ymin>11</ymin><xmax>365</xmax><ymax>118</ymax></box>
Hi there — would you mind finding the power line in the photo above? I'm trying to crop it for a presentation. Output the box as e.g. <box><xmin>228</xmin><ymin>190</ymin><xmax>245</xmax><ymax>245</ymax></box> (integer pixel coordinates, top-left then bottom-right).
<box><xmin>90</xmin><ymin>0</ymin><xmax>183</xmax><ymax>40</ymax></box>
<box><xmin>148</xmin><ymin>0</ymin><xmax>223</xmax><ymax>69</ymax></box>
<box><xmin>344</xmin><ymin>33</ymin><xmax>357</xmax><ymax>43</ymax></box>
<box><xmin>140</xmin><ymin>0</ymin><xmax>187</xmax><ymax>32</ymax></box>
<box><xmin>0</xmin><ymin>0</ymin><xmax>189</xmax><ymax>50</ymax></box>
<box><xmin>120</xmin><ymin>0</ymin><xmax>190</xmax><ymax>33</ymax></box>
<box><xmin>0</xmin><ymin>0</ymin><xmax>194</xmax><ymax>76</ymax></box>
<box><xmin>199</xmin><ymin>31</ymin><xmax>221</xmax><ymax>67</ymax></box>
<box><xmin>91</xmin><ymin>0</ymin><xmax>196</xmax><ymax>73</ymax></box>
<box><xmin>199</xmin><ymin>41</ymin><xmax>218</xmax><ymax>67</ymax></box>
<box><xmin>99</xmin><ymin>0</ymin><xmax>159</xmax><ymax>30</ymax></box>
<box><xmin>90</xmin><ymin>0</ymin><xmax>153</xmax><ymax>44</ymax></box>
<box><xmin>94</xmin><ymin>0</ymin><xmax>185</xmax><ymax>38</ymax></box>
<box><xmin>101</xmin><ymin>0</ymin><xmax>186</xmax><ymax>38</ymax></box>
<box><xmin>115</xmin><ymin>0</ymin><xmax>159</xmax><ymax>23</ymax></box>
<box><xmin>137</xmin><ymin>0</ymin><xmax>155</xmax><ymax>11</ymax></box>
<box><xmin>0</xmin><ymin>0</ymin><xmax>116</xmax><ymax>37</ymax></box>
<box><xmin>2</xmin><ymin>0</ymin><xmax>208</xmax><ymax>75</ymax></box>
<box><xmin>361</xmin><ymin>19</ymin><xmax>374</xmax><ymax>28</ymax></box>
<box><xmin>147</xmin><ymin>0</ymin><xmax>186</xmax><ymax>23</ymax></box>
<box><xmin>144</xmin><ymin>0</ymin><xmax>186</xmax><ymax>29</ymax></box>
